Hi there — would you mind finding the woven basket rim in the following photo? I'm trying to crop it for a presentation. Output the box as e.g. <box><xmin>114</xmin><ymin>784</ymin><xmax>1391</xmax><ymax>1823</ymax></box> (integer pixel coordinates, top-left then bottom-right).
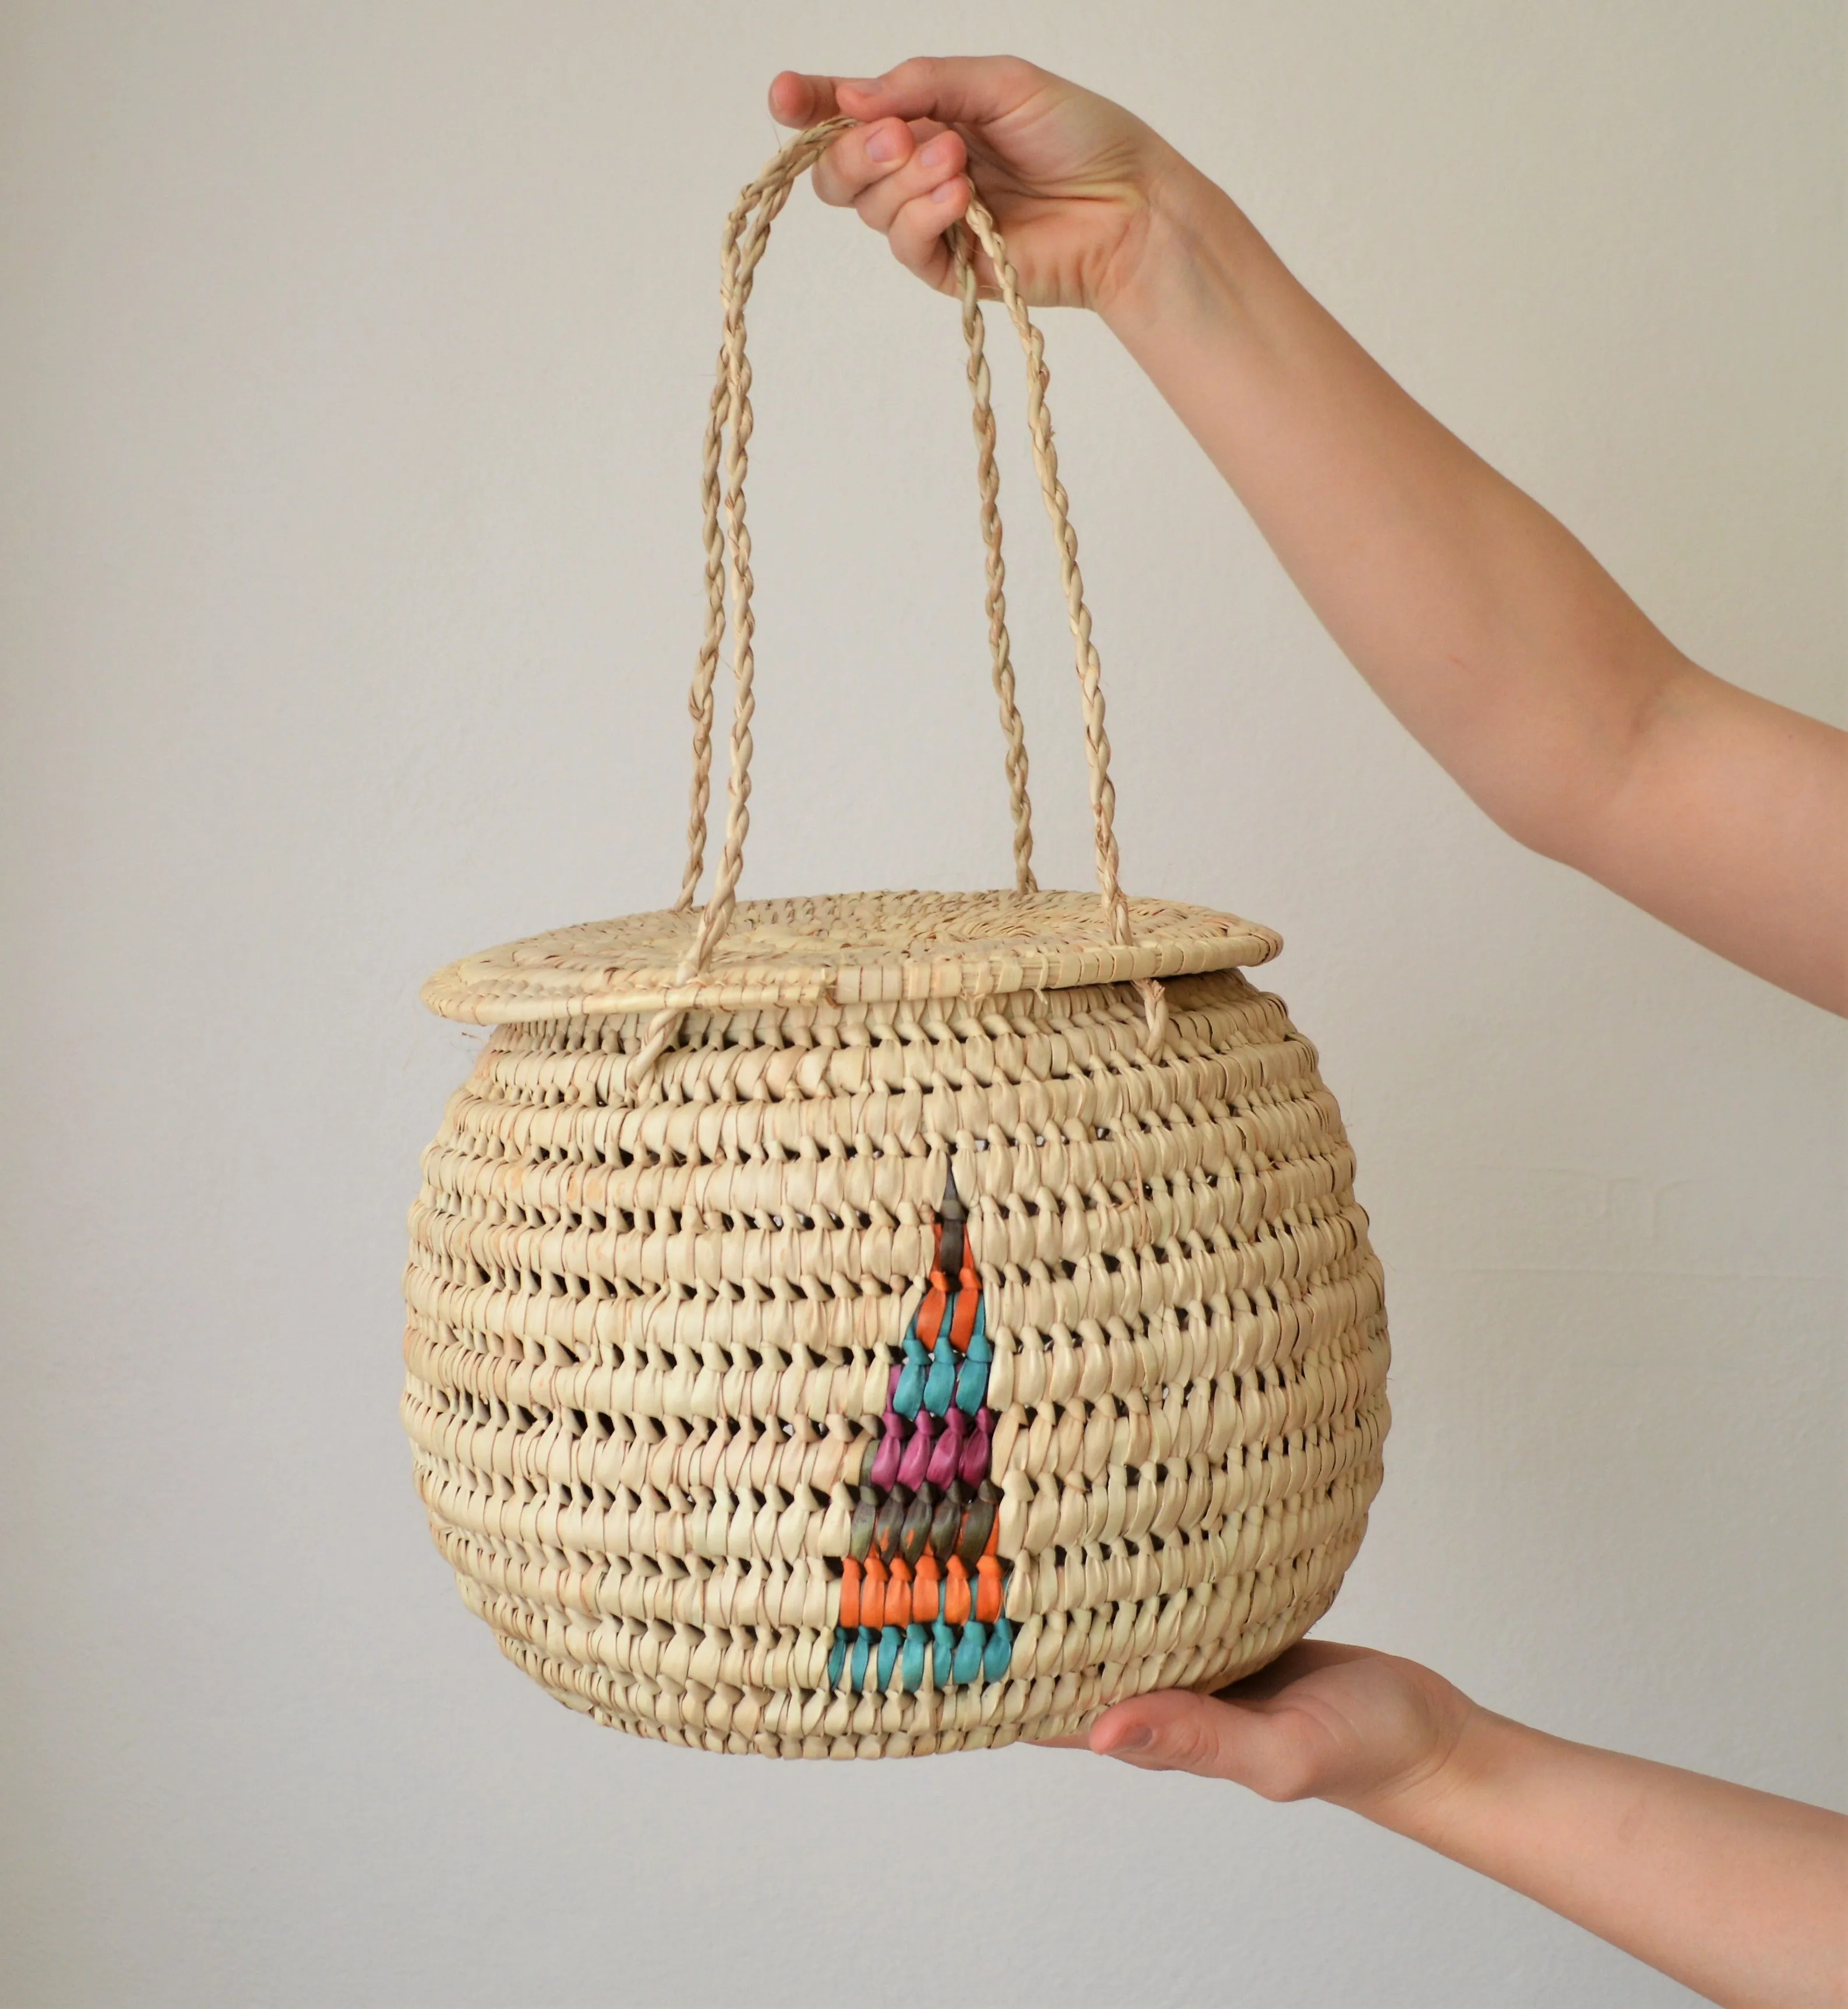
<box><xmin>421</xmin><ymin>887</ymin><xmax>1283</xmax><ymax>1025</ymax></box>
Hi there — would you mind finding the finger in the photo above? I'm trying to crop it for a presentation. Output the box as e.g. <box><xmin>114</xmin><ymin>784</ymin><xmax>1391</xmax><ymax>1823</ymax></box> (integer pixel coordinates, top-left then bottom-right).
<box><xmin>767</xmin><ymin>72</ymin><xmax>950</xmax><ymax>136</ymax></box>
<box><xmin>767</xmin><ymin>72</ymin><xmax>842</xmax><ymax>127</ymax></box>
<box><xmin>810</xmin><ymin>116</ymin><xmax>918</xmax><ymax>208</ymax></box>
<box><xmin>835</xmin><ymin>54</ymin><xmax>1048</xmax><ymax>129</ymax></box>
<box><xmin>1087</xmin><ymin>1690</ymin><xmax>1326</xmax><ymax>1799</ymax></box>
<box><xmin>886</xmin><ymin>177</ymin><xmax>969</xmax><ymax>293</ymax></box>
<box><xmin>849</xmin><ymin>129</ymin><xmax>967</xmax><ymax>235</ymax></box>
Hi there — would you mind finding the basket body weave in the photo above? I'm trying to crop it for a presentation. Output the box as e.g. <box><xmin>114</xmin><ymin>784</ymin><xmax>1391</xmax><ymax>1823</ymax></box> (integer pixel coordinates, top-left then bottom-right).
<box><xmin>401</xmin><ymin>127</ymin><xmax>1388</xmax><ymax>1754</ymax></box>
<box><xmin>403</xmin><ymin>897</ymin><xmax>1389</xmax><ymax>1755</ymax></box>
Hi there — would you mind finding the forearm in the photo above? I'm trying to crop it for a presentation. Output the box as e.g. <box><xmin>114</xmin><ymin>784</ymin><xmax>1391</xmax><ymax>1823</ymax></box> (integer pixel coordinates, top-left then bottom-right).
<box><xmin>1358</xmin><ymin>1710</ymin><xmax>1848</xmax><ymax>2009</ymax></box>
<box><xmin>1102</xmin><ymin>162</ymin><xmax>1678</xmax><ymax>852</ymax></box>
<box><xmin>1101</xmin><ymin>160</ymin><xmax>1848</xmax><ymax>1009</ymax></box>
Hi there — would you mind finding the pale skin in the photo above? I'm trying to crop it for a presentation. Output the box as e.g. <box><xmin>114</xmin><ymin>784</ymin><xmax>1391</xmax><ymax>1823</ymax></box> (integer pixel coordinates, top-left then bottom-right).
<box><xmin>771</xmin><ymin>57</ymin><xmax>1848</xmax><ymax>2009</ymax></box>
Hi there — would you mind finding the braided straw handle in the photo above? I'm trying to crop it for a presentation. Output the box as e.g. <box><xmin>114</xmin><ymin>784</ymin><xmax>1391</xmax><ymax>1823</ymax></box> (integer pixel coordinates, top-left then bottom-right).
<box><xmin>636</xmin><ymin>119</ymin><xmax>1166</xmax><ymax>1084</ymax></box>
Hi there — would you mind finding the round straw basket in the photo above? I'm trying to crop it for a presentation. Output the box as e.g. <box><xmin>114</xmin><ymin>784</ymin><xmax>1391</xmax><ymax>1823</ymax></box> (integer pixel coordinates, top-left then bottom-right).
<box><xmin>402</xmin><ymin>122</ymin><xmax>1390</xmax><ymax>1757</ymax></box>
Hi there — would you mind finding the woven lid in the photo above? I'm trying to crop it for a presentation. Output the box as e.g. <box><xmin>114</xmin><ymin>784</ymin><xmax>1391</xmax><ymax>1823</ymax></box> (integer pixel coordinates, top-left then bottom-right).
<box><xmin>422</xmin><ymin>889</ymin><xmax>1281</xmax><ymax>1025</ymax></box>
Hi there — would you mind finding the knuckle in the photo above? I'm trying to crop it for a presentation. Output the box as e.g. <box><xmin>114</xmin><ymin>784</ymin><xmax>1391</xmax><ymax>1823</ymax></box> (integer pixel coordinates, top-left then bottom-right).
<box><xmin>812</xmin><ymin>144</ymin><xmax>867</xmax><ymax>207</ymax></box>
<box><xmin>852</xmin><ymin>192</ymin><xmax>898</xmax><ymax>237</ymax></box>
<box><xmin>1166</xmin><ymin>1722</ymin><xmax>1219</xmax><ymax>1775</ymax></box>
<box><xmin>1263</xmin><ymin>1763</ymin><xmax>1318</xmax><ymax>1803</ymax></box>
<box><xmin>1253</xmin><ymin>1736</ymin><xmax>1321</xmax><ymax>1802</ymax></box>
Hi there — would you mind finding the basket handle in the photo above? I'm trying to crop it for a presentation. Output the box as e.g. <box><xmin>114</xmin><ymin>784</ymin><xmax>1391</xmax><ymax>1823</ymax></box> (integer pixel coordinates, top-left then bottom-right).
<box><xmin>676</xmin><ymin>122</ymin><xmax>1038</xmax><ymax>913</ymax></box>
<box><xmin>638</xmin><ymin>120</ymin><xmax>1166</xmax><ymax>1082</ymax></box>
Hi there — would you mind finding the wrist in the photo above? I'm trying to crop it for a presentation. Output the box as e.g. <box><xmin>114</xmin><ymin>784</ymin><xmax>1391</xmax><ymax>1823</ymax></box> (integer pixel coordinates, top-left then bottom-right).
<box><xmin>1098</xmin><ymin>152</ymin><xmax>1261</xmax><ymax>343</ymax></box>
<box><xmin>1341</xmin><ymin>1701</ymin><xmax>1517</xmax><ymax>1839</ymax></box>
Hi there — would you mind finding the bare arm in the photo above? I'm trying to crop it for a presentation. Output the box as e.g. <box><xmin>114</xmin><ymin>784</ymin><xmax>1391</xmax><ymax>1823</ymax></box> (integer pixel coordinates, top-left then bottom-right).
<box><xmin>771</xmin><ymin>59</ymin><xmax>1848</xmax><ymax>1011</ymax></box>
<box><xmin>1103</xmin><ymin>175</ymin><xmax>1847</xmax><ymax>1011</ymax></box>
<box><xmin>1044</xmin><ymin>1643</ymin><xmax>1848</xmax><ymax>2009</ymax></box>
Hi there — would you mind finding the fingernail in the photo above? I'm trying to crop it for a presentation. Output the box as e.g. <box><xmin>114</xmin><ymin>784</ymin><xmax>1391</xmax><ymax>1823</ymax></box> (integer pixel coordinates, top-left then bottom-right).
<box><xmin>865</xmin><ymin>126</ymin><xmax>899</xmax><ymax>163</ymax></box>
<box><xmin>921</xmin><ymin>134</ymin><xmax>957</xmax><ymax>170</ymax></box>
<box><xmin>1104</xmin><ymin>1728</ymin><xmax>1154</xmax><ymax>1757</ymax></box>
<box><xmin>930</xmin><ymin>179</ymin><xmax>961</xmax><ymax>205</ymax></box>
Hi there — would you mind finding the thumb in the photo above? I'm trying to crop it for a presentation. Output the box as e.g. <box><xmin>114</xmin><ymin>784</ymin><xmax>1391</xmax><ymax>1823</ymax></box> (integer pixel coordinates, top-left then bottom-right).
<box><xmin>1088</xmin><ymin>1690</ymin><xmax>1316</xmax><ymax>1797</ymax></box>
<box><xmin>836</xmin><ymin>55</ymin><xmax>1046</xmax><ymax>130</ymax></box>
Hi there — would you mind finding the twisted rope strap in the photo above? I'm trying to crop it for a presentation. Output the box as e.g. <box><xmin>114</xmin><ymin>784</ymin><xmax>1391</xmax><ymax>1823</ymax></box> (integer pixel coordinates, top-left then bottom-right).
<box><xmin>955</xmin><ymin>216</ymin><xmax>1036</xmax><ymax>897</ymax></box>
<box><xmin>953</xmin><ymin>191</ymin><xmax>1168</xmax><ymax>1057</ymax></box>
<box><xmin>636</xmin><ymin>119</ymin><xmax>1165</xmax><ymax>1088</ymax></box>
<box><xmin>674</xmin><ymin>121</ymin><xmax>1035</xmax><ymax>919</ymax></box>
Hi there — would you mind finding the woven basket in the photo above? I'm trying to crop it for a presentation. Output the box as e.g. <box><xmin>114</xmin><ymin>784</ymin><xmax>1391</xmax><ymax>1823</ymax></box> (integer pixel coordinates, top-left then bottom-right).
<box><xmin>402</xmin><ymin>122</ymin><xmax>1390</xmax><ymax>1757</ymax></box>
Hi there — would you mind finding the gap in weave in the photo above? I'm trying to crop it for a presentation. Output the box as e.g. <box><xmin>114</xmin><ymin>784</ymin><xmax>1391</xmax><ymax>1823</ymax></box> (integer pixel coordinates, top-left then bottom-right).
<box><xmin>497</xmin><ymin>974</ymin><xmax>1262</xmax><ymax>1062</ymax></box>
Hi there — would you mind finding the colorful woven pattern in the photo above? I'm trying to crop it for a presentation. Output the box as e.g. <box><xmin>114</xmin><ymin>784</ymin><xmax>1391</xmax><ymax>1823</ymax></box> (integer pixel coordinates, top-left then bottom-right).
<box><xmin>827</xmin><ymin>1169</ymin><xmax>1014</xmax><ymax>1696</ymax></box>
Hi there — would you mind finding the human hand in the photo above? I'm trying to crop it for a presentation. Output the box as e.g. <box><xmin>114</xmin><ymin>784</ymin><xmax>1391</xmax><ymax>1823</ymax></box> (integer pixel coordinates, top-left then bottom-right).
<box><xmin>767</xmin><ymin>58</ymin><xmax>1188</xmax><ymax>313</ymax></box>
<box><xmin>1041</xmin><ymin>1640</ymin><xmax>1479</xmax><ymax>1818</ymax></box>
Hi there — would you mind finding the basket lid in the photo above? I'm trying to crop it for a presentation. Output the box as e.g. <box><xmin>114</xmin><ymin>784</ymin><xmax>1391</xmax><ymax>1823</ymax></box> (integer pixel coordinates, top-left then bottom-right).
<box><xmin>421</xmin><ymin>889</ymin><xmax>1281</xmax><ymax>1026</ymax></box>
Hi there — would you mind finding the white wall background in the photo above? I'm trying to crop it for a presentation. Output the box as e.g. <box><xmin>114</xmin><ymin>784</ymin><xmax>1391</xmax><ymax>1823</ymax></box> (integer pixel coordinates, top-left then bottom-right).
<box><xmin>2</xmin><ymin>3</ymin><xmax>1842</xmax><ymax>2004</ymax></box>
